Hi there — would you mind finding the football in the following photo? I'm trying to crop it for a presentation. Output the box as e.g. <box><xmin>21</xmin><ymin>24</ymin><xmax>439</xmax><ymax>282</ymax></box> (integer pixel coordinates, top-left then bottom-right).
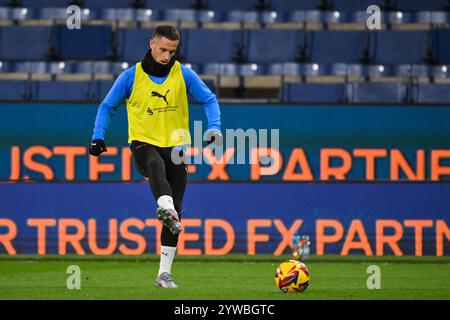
<box><xmin>275</xmin><ymin>260</ymin><xmax>310</xmax><ymax>293</ymax></box>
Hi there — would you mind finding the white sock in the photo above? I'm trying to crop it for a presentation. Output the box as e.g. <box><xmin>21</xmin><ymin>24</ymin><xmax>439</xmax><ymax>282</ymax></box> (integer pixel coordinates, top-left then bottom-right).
<box><xmin>158</xmin><ymin>246</ymin><xmax>177</xmax><ymax>276</ymax></box>
<box><xmin>157</xmin><ymin>195</ymin><xmax>176</xmax><ymax>211</ymax></box>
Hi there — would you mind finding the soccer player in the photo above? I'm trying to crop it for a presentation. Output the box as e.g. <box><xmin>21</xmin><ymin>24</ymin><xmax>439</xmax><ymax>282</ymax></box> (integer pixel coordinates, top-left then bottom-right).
<box><xmin>89</xmin><ymin>25</ymin><xmax>222</xmax><ymax>288</ymax></box>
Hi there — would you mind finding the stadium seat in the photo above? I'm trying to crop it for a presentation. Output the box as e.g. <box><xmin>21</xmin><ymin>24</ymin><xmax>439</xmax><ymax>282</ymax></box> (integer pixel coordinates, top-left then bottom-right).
<box><xmin>332</xmin><ymin>0</ymin><xmax>391</xmax><ymax>11</ymax></box>
<box><xmin>226</xmin><ymin>10</ymin><xmax>259</xmax><ymax>24</ymax></box>
<box><xmin>32</xmin><ymin>80</ymin><xmax>93</xmax><ymax>101</ymax></box>
<box><xmin>413</xmin><ymin>83</ymin><xmax>450</xmax><ymax>103</ymax></box>
<box><xmin>329</xmin><ymin>63</ymin><xmax>366</xmax><ymax>82</ymax></box>
<box><xmin>0</xmin><ymin>26</ymin><xmax>51</xmax><ymax>61</ymax></box>
<box><xmin>39</xmin><ymin>7</ymin><xmax>96</xmax><ymax>21</ymax></box>
<box><xmin>348</xmin><ymin>83</ymin><xmax>408</xmax><ymax>103</ymax></box>
<box><xmin>373</xmin><ymin>31</ymin><xmax>429</xmax><ymax>65</ymax></box>
<box><xmin>101</xmin><ymin>8</ymin><xmax>135</xmax><ymax>21</ymax></box>
<box><xmin>52</xmin><ymin>25</ymin><xmax>113</xmax><ymax>60</ymax></box>
<box><xmin>84</xmin><ymin>0</ymin><xmax>135</xmax><ymax>9</ymax></box>
<box><xmin>395</xmin><ymin>0</ymin><xmax>446</xmax><ymax>11</ymax></box>
<box><xmin>118</xmin><ymin>27</ymin><xmax>154</xmax><ymax>62</ymax></box>
<box><xmin>267</xmin><ymin>63</ymin><xmax>301</xmax><ymax>76</ymax></box>
<box><xmin>289</xmin><ymin>10</ymin><xmax>322</xmax><ymax>24</ymax></box>
<box><xmin>143</xmin><ymin>0</ymin><xmax>200</xmax><ymax>10</ymax></box>
<box><xmin>0</xmin><ymin>7</ymin><xmax>8</xmax><ymax>20</ymax></box>
<box><xmin>0</xmin><ymin>61</ymin><xmax>10</xmax><ymax>72</ymax></box>
<box><xmin>183</xmin><ymin>29</ymin><xmax>243</xmax><ymax>64</ymax></box>
<box><xmin>0</xmin><ymin>80</ymin><xmax>28</xmax><ymax>100</ymax></box>
<box><xmin>431</xmin><ymin>65</ymin><xmax>450</xmax><ymax>82</ymax></box>
<box><xmin>415</xmin><ymin>11</ymin><xmax>448</xmax><ymax>25</ymax></box>
<box><xmin>203</xmin><ymin>63</ymin><xmax>239</xmax><ymax>76</ymax></box>
<box><xmin>386</xmin><ymin>11</ymin><xmax>413</xmax><ymax>25</ymax></box>
<box><xmin>268</xmin><ymin>0</ymin><xmax>320</xmax><ymax>11</ymax></box>
<box><xmin>310</xmin><ymin>31</ymin><xmax>370</xmax><ymax>64</ymax></box>
<box><xmin>94</xmin><ymin>79</ymin><xmax>115</xmax><ymax>101</ymax></box>
<box><xmin>13</xmin><ymin>61</ymin><xmax>47</xmax><ymax>73</ymax></box>
<box><xmin>21</xmin><ymin>0</ymin><xmax>68</xmax><ymax>7</ymax></box>
<box><xmin>245</xmin><ymin>29</ymin><xmax>304</xmax><ymax>64</ymax></box>
<box><xmin>206</xmin><ymin>0</ymin><xmax>262</xmax><ymax>11</ymax></box>
<box><xmin>281</xmin><ymin>83</ymin><xmax>346</xmax><ymax>103</ymax></box>
<box><xmin>135</xmin><ymin>8</ymin><xmax>160</xmax><ymax>22</ymax></box>
<box><xmin>434</xmin><ymin>29</ymin><xmax>450</xmax><ymax>63</ymax></box>
<box><xmin>395</xmin><ymin>65</ymin><xmax>430</xmax><ymax>79</ymax></box>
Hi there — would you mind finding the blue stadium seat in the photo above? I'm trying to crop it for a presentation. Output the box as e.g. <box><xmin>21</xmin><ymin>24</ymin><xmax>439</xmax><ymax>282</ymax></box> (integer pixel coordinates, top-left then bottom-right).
<box><xmin>32</xmin><ymin>81</ymin><xmax>92</xmax><ymax>101</ymax></box>
<box><xmin>202</xmin><ymin>63</ymin><xmax>239</xmax><ymax>76</ymax></box>
<box><xmin>431</xmin><ymin>65</ymin><xmax>450</xmax><ymax>79</ymax></box>
<box><xmin>101</xmin><ymin>8</ymin><xmax>135</xmax><ymax>21</ymax></box>
<box><xmin>40</xmin><ymin>8</ymin><xmax>69</xmax><ymax>20</ymax></box>
<box><xmin>330</xmin><ymin>63</ymin><xmax>365</xmax><ymax>77</ymax></box>
<box><xmin>10</xmin><ymin>7</ymin><xmax>35</xmax><ymax>20</ymax></box>
<box><xmin>367</xmin><ymin>65</ymin><xmax>394</xmax><ymax>78</ymax></box>
<box><xmin>162</xmin><ymin>9</ymin><xmax>197</xmax><ymax>21</ymax></box>
<box><xmin>0</xmin><ymin>61</ymin><xmax>11</xmax><ymax>72</ymax></box>
<box><xmin>260</xmin><ymin>11</ymin><xmax>286</xmax><ymax>24</ymax></box>
<box><xmin>239</xmin><ymin>63</ymin><xmax>266</xmax><ymax>76</ymax></box>
<box><xmin>74</xmin><ymin>61</ymin><xmax>112</xmax><ymax>74</ymax></box>
<box><xmin>45</xmin><ymin>7</ymin><xmax>97</xmax><ymax>21</ymax></box>
<box><xmin>395</xmin><ymin>0</ymin><xmax>446</xmax><ymax>11</ymax></box>
<box><xmin>268</xmin><ymin>0</ymin><xmax>319</xmax><ymax>11</ymax></box>
<box><xmin>374</xmin><ymin>31</ymin><xmax>429</xmax><ymax>65</ymax></box>
<box><xmin>348</xmin><ymin>83</ymin><xmax>408</xmax><ymax>103</ymax></box>
<box><xmin>48</xmin><ymin>61</ymin><xmax>73</xmax><ymax>74</ymax></box>
<box><xmin>84</xmin><ymin>0</ymin><xmax>134</xmax><ymax>8</ymax></box>
<box><xmin>183</xmin><ymin>29</ymin><xmax>243</xmax><ymax>64</ymax></box>
<box><xmin>267</xmin><ymin>63</ymin><xmax>301</xmax><ymax>76</ymax></box>
<box><xmin>226</xmin><ymin>10</ymin><xmax>259</xmax><ymax>23</ymax></box>
<box><xmin>0</xmin><ymin>26</ymin><xmax>51</xmax><ymax>61</ymax></box>
<box><xmin>434</xmin><ymin>29</ymin><xmax>450</xmax><ymax>64</ymax></box>
<box><xmin>310</xmin><ymin>31</ymin><xmax>369</xmax><ymax>64</ymax></box>
<box><xmin>281</xmin><ymin>83</ymin><xmax>345</xmax><ymax>103</ymax></box>
<box><xmin>13</xmin><ymin>61</ymin><xmax>48</xmax><ymax>73</ymax></box>
<box><xmin>323</xmin><ymin>11</ymin><xmax>350</xmax><ymax>24</ymax></box>
<box><xmin>144</xmin><ymin>0</ymin><xmax>198</xmax><ymax>10</ymax></box>
<box><xmin>332</xmin><ymin>0</ymin><xmax>388</xmax><ymax>11</ymax></box>
<box><xmin>414</xmin><ymin>83</ymin><xmax>450</xmax><ymax>103</ymax></box>
<box><xmin>0</xmin><ymin>80</ymin><xmax>28</xmax><ymax>101</ymax></box>
<box><xmin>95</xmin><ymin>79</ymin><xmax>115</xmax><ymax>101</ymax></box>
<box><xmin>207</xmin><ymin>0</ymin><xmax>261</xmax><ymax>11</ymax></box>
<box><xmin>386</xmin><ymin>11</ymin><xmax>413</xmax><ymax>25</ymax></box>
<box><xmin>53</xmin><ymin>25</ymin><xmax>113</xmax><ymax>60</ymax></box>
<box><xmin>415</xmin><ymin>11</ymin><xmax>448</xmax><ymax>24</ymax></box>
<box><xmin>135</xmin><ymin>8</ymin><xmax>161</xmax><ymax>22</ymax></box>
<box><xmin>245</xmin><ymin>29</ymin><xmax>304</xmax><ymax>64</ymax></box>
<box><xmin>21</xmin><ymin>0</ymin><xmax>68</xmax><ymax>7</ymax></box>
<box><xmin>300</xmin><ymin>63</ymin><xmax>328</xmax><ymax>77</ymax></box>
<box><xmin>289</xmin><ymin>10</ymin><xmax>322</xmax><ymax>23</ymax></box>
<box><xmin>0</xmin><ymin>7</ymin><xmax>9</xmax><ymax>19</ymax></box>
<box><xmin>118</xmin><ymin>28</ymin><xmax>154</xmax><ymax>62</ymax></box>
<box><xmin>395</xmin><ymin>65</ymin><xmax>430</xmax><ymax>78</ymax></box>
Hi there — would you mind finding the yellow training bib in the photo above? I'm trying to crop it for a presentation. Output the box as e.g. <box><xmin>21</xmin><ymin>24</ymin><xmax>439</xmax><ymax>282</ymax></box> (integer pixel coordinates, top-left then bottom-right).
<box><xmin>126</xmin><ymin>61</ymin><xmax>191</xmax><ymax>147</ymax></box>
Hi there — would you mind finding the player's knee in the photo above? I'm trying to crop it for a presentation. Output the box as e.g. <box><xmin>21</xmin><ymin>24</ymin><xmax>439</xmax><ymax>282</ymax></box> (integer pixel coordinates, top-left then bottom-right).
<box><xmin>145</xmin><ymin>156</ymin><xmax>164</xmax><ymax>172</ymax></box>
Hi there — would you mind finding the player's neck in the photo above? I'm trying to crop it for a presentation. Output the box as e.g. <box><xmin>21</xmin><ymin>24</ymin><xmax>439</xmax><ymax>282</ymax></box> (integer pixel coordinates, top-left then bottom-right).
<box><xmin>141</xmin><ymin>49</ymin><xmax>175</xmax><ymax>77</ymax></box>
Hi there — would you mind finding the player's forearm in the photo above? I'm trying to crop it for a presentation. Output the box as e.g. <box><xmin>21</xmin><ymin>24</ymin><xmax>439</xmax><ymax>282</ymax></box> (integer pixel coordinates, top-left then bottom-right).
<box><xmin>203</xmin><ymin>96</ymin><xmax>221</xmax><ymax>131</ymax></box>
<box><xmin>92</xmin><ymin>102</ymin><xmax>116</xmax><ymax>140</ymax></box>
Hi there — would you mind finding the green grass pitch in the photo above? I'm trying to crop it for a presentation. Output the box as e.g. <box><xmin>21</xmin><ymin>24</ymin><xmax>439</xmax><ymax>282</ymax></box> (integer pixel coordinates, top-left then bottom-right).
<box><xmin>0</xmin><ymin>255</ymin><xmax>449</xmax><ymax>300</ymax></box>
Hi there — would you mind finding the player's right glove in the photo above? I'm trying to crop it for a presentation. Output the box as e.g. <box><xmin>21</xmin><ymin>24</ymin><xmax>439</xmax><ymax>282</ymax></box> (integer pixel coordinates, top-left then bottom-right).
<box><xmin>89</xmin><ymin>139</ymin><xmax>107</xmax><ymax>156</ymax></box>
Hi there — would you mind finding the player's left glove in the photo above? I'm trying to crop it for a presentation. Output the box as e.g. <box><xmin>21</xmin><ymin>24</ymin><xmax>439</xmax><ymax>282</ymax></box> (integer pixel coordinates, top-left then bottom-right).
<box><xmin>89</xmin><ymin>139</ymin><xmax>107</xmax><ymax>156</ymax></box>
<box><xmin>205</xmin><ymin>129</ymin><xmax>223</xmax><ymax>146</ymax></box>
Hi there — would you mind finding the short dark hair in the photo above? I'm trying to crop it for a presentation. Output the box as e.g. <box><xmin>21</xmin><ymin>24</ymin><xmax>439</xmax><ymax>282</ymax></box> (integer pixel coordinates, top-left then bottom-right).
<box><xmin>153</xmin><ymin>25</ymin><xmax>180</xmax><ymax>41</ymax></box>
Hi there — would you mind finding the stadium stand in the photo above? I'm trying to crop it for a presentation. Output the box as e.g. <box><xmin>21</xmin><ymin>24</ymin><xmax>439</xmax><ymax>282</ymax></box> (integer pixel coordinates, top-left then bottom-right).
<box><xmin>0</xmin><ymin>0</ymin><xmax>450</xmax><ymax>103</ymax></box>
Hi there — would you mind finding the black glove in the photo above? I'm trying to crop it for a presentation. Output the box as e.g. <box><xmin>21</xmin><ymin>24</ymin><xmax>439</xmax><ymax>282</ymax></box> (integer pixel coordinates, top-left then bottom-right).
<box><xmin>205</xmin><ymin>129</ymin><xmax>223</xmax><ymax>147</ymax></box>
<box><xmin>89</xmin><ymin>139</ymin><xmax>107</xmax><ymax>156</ymax></box>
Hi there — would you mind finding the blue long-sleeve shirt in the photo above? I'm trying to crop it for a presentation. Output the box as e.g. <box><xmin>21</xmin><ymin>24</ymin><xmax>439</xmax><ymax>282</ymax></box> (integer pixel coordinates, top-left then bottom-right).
<box><xmin>92</xmin><ymin>63</ymin><xmax>221</xmax><ymax>141</ymax></box>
